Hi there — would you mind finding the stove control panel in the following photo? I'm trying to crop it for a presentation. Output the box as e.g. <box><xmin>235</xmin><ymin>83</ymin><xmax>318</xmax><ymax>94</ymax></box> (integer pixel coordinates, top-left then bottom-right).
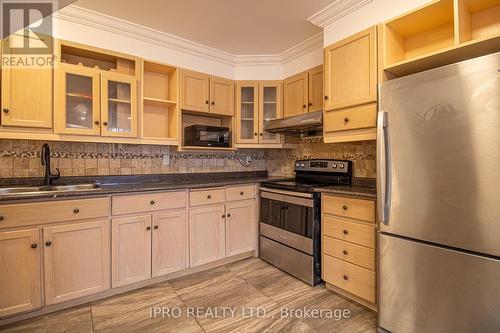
<box><xmin>294</xmin><ymin>159</ymin><xmax>350</xmax><ymax>173</ymax></box>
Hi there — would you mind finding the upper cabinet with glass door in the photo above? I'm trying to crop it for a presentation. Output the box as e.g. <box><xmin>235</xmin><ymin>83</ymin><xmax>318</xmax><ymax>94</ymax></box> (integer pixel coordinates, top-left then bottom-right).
<box><xmin>55</xmin><ymin>40</ymin><xmax>139</xmax><ymax>138</ymax></box>
<box><xmin>236</xmin><ymin>81</ymin><xmax>282</xmax><ymax>147</ymax></box>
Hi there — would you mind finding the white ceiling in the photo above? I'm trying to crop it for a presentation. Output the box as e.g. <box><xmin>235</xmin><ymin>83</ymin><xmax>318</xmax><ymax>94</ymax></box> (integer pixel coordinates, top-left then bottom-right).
<box><xmin>72</xmin><ymin>0</ymin><xmax>335</xmax><ymax>55</ymax></box>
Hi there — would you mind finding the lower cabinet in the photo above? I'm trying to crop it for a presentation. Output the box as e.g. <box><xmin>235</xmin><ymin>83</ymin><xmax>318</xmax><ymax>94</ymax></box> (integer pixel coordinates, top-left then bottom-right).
<box><xmin>0</xmin><ymin>228</ymin><xmax>41</xmax><ymax>317</ymax></box>
<box><xmin>189</xmin><ymin>204</ymin><xmax>226</xmax><ymax>267</ymax></box>
<box><xmin>43</xmin><ymin>220</ymin><xmax>110</xmax><ymax>305</ymax></box>
<box><xmin>112</xmin><ymin>215</ymin><xmax>152</xmax><ymax>288</ymax></box>
<box><xmin>112</xmin><ymin>210</ymin><xmax>188</xmax><ymax>287</ymax></box>
<box><xmin>152</xmin><ymin>210</ymin><xmax>188</xmax><ymax>277</ymax></box>
<box><xmin>225</xmin><ymin>200</ymin><xmax>256</xmax><ymax>257</ymax></box>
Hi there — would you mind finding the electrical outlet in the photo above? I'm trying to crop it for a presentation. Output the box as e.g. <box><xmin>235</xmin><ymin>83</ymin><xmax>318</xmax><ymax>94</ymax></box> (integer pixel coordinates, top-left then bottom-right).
<box><xmin>163</xmin><ymin>154</ymin><xmax>170</xmax><ymax>166</ymax></box>
<box><xmin>245</xmin><ymin>156</ymin><xmax>252</xmax><ymax>164</ymax></box>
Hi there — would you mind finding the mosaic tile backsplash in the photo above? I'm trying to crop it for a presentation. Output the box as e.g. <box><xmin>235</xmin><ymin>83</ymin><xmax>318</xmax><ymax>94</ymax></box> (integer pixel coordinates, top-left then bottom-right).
<box><xmin>0</xmin><ymin>139</ymin><xmax>376</xmax><ymax>179</ymax></box>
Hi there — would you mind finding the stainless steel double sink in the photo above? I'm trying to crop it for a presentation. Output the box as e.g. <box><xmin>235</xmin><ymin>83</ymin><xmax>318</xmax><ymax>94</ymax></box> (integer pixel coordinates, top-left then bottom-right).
<box><xmin>0</xmin><ymin>183</ymin><xmax>102</xmax><ymax>196</ymax></box>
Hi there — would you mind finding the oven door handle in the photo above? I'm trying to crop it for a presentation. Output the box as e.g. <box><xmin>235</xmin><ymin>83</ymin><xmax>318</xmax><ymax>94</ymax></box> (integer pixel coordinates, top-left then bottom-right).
<box><xmin>260</xmin><ymin>189</ymin><xmax>314</xmax><ymax>207</ymax></box>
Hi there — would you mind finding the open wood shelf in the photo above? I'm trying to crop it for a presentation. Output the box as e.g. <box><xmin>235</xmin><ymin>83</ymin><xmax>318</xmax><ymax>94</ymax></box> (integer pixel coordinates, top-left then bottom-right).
<box><xmin>143</xmin><ymin>97</ymin><xmax>177</xmax><ymax>108</ymax></box>
<box><xmin>383</xmin><ymin>0</ymin><xmax>500</xmax><ymax>77</ymax></box>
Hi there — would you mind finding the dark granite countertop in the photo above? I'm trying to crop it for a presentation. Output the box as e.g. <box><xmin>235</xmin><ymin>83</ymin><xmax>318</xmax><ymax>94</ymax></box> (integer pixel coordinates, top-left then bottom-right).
<box><xmin>0</xmin><ymin>171</ymin><xmax>287</xmax><ymax>202</ymax></box>
<box><xmin>314</xmin><ymin>178</ymin><xmax>377</xmax><ymax>199</ymax></box>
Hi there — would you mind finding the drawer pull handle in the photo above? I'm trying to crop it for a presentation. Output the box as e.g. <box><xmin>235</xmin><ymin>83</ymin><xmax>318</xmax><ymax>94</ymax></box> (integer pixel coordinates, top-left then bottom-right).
<box><xmin>240</xmin><ymin>192</ymin><xmax>244</xmax><ymax>195</ymax></box>
<box><xmin>207</xmin><ymin>195</ymin><xmax>211</xmax><ymax>199</ymax></box>
<box><xmin>342</xmin><ymin>205</ymin><xmax>348</xmax><ymax>210</ymax></box>
<box><xmin>73</xmin><ymin>208</ymin><xmax>80</xmax><ymax>214</ymax></box>
<box><xmin>343</xmin><ymin>275</ymin><xmax>349</xmax><ymax>281</ymax></box>
<box><xmin>0</xmin><ymin>216</ymin><xmax>4</xmax><ymax>222</ymax></box>
<box><xmin>343</xmin><ymin>250</ymin><xmax>348</xmax><ymax>255</ymax></box>
<box><xmin>31</xmin><ymin>243</ymin><xmax>38</xmax><ymax>249</ymax></box>
<box><xmin>343</xmin><ymin>230</ymin><xmax>349</xmax><ymax>235</ymax></box>
<box><xmin>154</xmin><ymin>225</ymin><xmax>158</xmax><ymax>230</ymax></box>
<box><xmin>150</xmin><ymin>200</ymin><xmax>155</xmax><ymax>205</ymax></box>
<box><xmin>344</xmin><ymin>117</ymin><xmax>350</xmax><ymax>123</ymax></box>
<box><xmin>146</xmin><ymin>226</ymin><xmax>151</xmax><ymax>231</ymax></box>
<box><xmin>45</xmin><ymin>241</ymin><xmax>52</xmax><ymax>247</ymax></box>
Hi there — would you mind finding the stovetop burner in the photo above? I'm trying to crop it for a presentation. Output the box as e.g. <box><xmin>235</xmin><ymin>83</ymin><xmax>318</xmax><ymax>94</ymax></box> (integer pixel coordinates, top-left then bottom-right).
<box><xmin>261</xmin><ymin>159</ymin><xmax>352</xmax><ymax>193</ymax></box>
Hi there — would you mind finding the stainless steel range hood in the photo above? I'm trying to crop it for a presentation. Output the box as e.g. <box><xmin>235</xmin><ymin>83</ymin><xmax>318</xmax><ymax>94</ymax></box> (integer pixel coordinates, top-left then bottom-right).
<box><xmin>264</xmin><ymin>111</ymin><xmax>322</xmax><ymax>137</ymax></box>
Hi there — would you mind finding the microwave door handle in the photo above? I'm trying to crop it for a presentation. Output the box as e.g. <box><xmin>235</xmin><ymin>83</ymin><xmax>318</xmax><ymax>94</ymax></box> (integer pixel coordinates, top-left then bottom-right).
<box><xmin>377</xmin><ymin>111</ymin><xmax>391</xmax><ymax>225</ymax></box>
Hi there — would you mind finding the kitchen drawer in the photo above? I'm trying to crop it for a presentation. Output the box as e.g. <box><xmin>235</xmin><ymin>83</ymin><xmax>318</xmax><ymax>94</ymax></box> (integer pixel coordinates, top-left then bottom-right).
<box><xmin>0</xmin><ymin>197</ymin><xmax>110</xmax><ymax>229</ymax></box>
<box><xmin>112</xmin><ymin>191</ymin><xmax>186</xmax><ymax>215</ymax></box>
<box><xmin>323</xmin><ymin>216</ymin><xmax>375</xmax><ymax>248</ymax></box>
<box><xmin>324</xmin><ymin>103</ymin><xmax>377</xmax><ymax>133</ymax></box>
<box><xmin>226</xmin><ymin>184</ymin><xmax>255</xmax><ymax>202</ymax></box>
<box><xmin>323</xmin><ymin>195</ymin><xmax>375</xmax><ymax>222</ymax></box>
<box><xmin>190</xmin><ymin>188</ymin><xmax>225</xmax><ymax>207</ymax></box>
<box><xmin>323</xmin><ymin>254</ymin><xmax>375</xmax><ymax>303</ymax></box>
<box><xmin>323</xmin><ymin>236</ymin><xmax>375</xmax><ymax>271</ymax></box>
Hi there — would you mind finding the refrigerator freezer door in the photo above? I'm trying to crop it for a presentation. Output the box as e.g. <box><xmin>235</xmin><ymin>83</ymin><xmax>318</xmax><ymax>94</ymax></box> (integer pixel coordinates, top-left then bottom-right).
<box><xmin>378</xmin><ymin>52</ymin><xmax>500</xmax><ymax>256</ymax></box>
<box><xmin>379</xmin><ymin>234</ymin><xmax>500</xmax><ymax>333</ymax></box>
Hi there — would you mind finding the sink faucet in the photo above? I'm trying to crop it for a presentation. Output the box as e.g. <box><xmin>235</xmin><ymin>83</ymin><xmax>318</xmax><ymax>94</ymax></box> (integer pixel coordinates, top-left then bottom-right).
<box><xmin>41</xmin><ymin>143</ymin><xmax>60</xmax><ymax>186</ymax></box>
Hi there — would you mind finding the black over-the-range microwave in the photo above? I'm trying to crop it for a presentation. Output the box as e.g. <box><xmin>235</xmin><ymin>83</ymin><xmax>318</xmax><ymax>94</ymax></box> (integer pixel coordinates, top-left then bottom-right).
<box><xmin>184</xmin><ymin>125</ymin><xmax>231</xmax><ymax>147</ymax></box>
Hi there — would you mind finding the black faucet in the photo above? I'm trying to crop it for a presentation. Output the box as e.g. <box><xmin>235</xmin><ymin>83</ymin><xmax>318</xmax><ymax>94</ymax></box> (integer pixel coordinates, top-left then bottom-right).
<box><xmin>41</xmin><ymin>143</ymin><xmax>60</xmax><ymax>186</ymax></box>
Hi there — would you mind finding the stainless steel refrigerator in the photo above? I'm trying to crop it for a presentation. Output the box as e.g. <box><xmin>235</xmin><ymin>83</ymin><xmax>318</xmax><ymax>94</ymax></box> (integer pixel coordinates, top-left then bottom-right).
<box><xmin>377</xmin><ymin>52</ymin><xmax>500</xmax><ymax>333</ymax></box>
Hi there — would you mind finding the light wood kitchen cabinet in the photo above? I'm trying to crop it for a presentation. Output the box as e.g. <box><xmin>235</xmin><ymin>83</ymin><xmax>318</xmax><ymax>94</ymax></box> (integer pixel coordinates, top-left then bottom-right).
<box><xmin>100</xmin><ymin>71</ymin><xmax>138</xmax><ymax>137</ymax></box>
<box><xmin>321</xmin><ymin>194</ymin><xmax>376</xmax><ymax>310</ymax></box>
<box><xmin>225</xmin><ymin>200</ymin><xmax>256</xmax><ymax>257</ymax></box>
<box><xmin>236</xmin><ymin>81</ymin><xmax>282</xmax><ymax>145</ymax></box>
<box><xmin>152</xmin><ymin>210</ymin><xmax>188</xmax><ymax>277</ymax></box>
<box><xmin>283</xmin><ymin>66</ymin><xmax>323</xmax><ymax>117</ymax></box>
<box><xmin>43</xmin><ymin>219</ymin><xmax>110</xmax><ymax>305</ymax></box>
<box><xmin>57</xmin><ymin>66</ymin><xmax>138</xmax><ymax>137</ymax></box>
<box><xmin>189</xmin><ymin>204</ymin><xmax>226</xmax><ymax>267</ymax></box>
<box><xmin>323</xmin><ymin>26</ymin><xmax>378</xmax><ymax>143</ymax></box>
<box><xmin>0</xmin><ymin>37</ymin><xmax>53</xmax><ymax>129</ymax></box>
<box><xmin>180</xmin><ymin>69</ymin><xmax>234</xmax><ymax>115</ymax></box>
<box><xmin>0</xmin><ymin>228</ymin><xmax>41</xmax><ymax>317</ymax></box>
<box><xmin>112</xmin><ymin>215</ymin><xmax>152</xmax><ymax>287</ymax></box>
<box><xmin>210</xmin><ymin>76</ymin><xmax>234</xmax><ymax>116</ymax></box>
<box><xmin>284</xmin><ymin>72</ymin><xmax>308</xmax><ymax>117</ymax></box>
<box><xmin>180</xmin><ymin>69</ymin><xmax>210</xmax><ymax>113</ymax></box>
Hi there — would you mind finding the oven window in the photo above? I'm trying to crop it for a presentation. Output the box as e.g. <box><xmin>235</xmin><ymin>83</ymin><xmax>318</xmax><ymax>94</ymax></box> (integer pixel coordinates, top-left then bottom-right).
<box><xmin>200</xmin><ymin>130</ymin><xmax>219</xmax><ymax>142</ymax></box>
<box><xmin>260</xmin><ymin>197</ymin><xmax>281</xmax><ymax>228</ymax></box>
<box><xmin>282</xmin><ymin>202</ymin><xmax>313</xmax><ymax>238</ymax></box>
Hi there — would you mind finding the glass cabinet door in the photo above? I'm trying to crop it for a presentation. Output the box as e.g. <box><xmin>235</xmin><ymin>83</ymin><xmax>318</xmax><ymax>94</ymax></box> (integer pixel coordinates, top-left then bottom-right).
<box><xmin>101</xmin><ymin>72</ymin><xmax>137</xmax><ymax>137</ymax></box>
<box><xmin>58</xmin><ymin>67</ymin><xmax>101</xmax><ymax>135</ymax></box>
<box><xmin>259</xmin><ymin>82</ymin><xmax>282</xmax><ymax>144</ymax></box>
<box><xmin>236</xmin><ymin>82</ymin><xmax>259</xmax><ymax>143</ymax></box>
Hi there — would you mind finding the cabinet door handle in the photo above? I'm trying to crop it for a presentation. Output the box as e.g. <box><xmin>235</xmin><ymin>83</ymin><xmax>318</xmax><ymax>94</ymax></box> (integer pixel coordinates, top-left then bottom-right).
<box><xmin>154</xmin><ymin>225</ymin><xmax>158</xmax><ymax>230</ymax></box>
<box><xmin>344</xmin><ymin>117</ymin><xmax>350</xmax><ymax>123</ymax></box>
<box><xmin>2</xmin><ymin>108</ymin><xmax>9</xmax><ymax>113</ymax></box>
<box><xmin>73</xmin><ymin>208</ymin><xmax>80</xmax><ymax>214</ymax></box>
<box><xmin>45</xmin><ymin>241</ymin><xmax>52</xmax><ymax>247</ymax></box>
<box><xmin>343</xmin><ymin>275</ymin><xmax>349</xmax><ymax>281</ymax></box>
<box><xmin>146</xmin><ymin>226</ymin><xmax>151</xmax><ymax>231</ymax></box>
<box><xmin>150</xmin><ymin>200</ymin><xmax>155</xmax><ymax>205</ymax></box>
<box><xmin>211</xmin><ymin>101</ymin><xmax>215</xmax><ymax>105</ymax></box>
<box><xmin>324</xmin><ymin>96</ymin><xmax>328</xmax><ymax>100</ymax></box>
<box><xmin>343</xmin><ymin>229</ymin><xmax>349</xmax><ymax>235</ymax></box>
<box><xmin>205</xmin><ymin>100</ymin><xmax>209</xmax><ymax>104</ymax></box>
<box><xmin>227</xmin><ymin>213</ymin><xmax>231</xmax><ymax>218</ymax></box>
<box><xmin>259</xmin><ymin>133</ymin><xmax>263</xmax><ymax>136</ymax></box>
<box><xmin>103</xmin><ymin>121</ymin><xmax>108</xmax><ymax>126</ymax></box>
<box><xmin>342</xmin><ymin>205</ymin><xmax>348</xmax><ymax>210</ymax></box>
<box><xmin>94</xmin><ymin>120</ymin><xmax>100</xmax><ymax>125</ymax></box>
<box><xmin>31</xmin><ymin>243</ymin><xmax>38</xmax><ymax>249</ymax></box>
<box><xmin>222</xmin><ymin>214</ymin><xmax>226</xmax><ymax>218</ymax></box>
<box><xmin>302</xmin><ymin>104</ymin><xmax>306</xmax><ymax>109</ymax></box>
<box><xmin>240</xmin><ymin>192</ymin><xmax>244</xmax><ymax>195</ymax></box>
<box><xmin>207</xmin><ymin>195</ymin><xmax>211</xmax><ymax>199</ymax></box>
<box><xmin>343</xmin><ymin>250</ymin><xmax>348</xmax><ymax>255</ymax></box>
<box><xmin>308</xmin><ymin>102</ymin><xmax>312</xmax><ymax>106</ymax></box>
<box><xmin>0</xmin><ymin>216</ymin><xmax>4</xmax><ymax>222</ymax></box>
<box><xmin>254</xmin><ymin>132</ymin><xmax>258</xmax><ymax>136</ymax></box>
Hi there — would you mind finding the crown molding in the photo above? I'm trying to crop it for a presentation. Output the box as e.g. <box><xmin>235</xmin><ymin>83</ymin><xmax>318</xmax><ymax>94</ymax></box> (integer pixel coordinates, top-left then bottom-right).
<box><xmin>53</xmin><ymin>5</ymin><xmax>236</xmax><ymax>65</ymax></box>
<box><xmin>53</xmin><ymin>4</ymin><xmax>325</xmax><ymax>69</ymax></box>
<box><xmin>307</xmin><ymin>0</ymin><xmax>374</xmax><ymax>28</ymax></box>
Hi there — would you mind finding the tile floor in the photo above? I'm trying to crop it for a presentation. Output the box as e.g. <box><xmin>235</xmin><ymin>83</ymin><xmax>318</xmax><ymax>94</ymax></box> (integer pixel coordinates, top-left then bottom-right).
<box><xmin>0</xmin><ymin>258</ymin><xmax>376</xmax><ymax>333</ymax></box>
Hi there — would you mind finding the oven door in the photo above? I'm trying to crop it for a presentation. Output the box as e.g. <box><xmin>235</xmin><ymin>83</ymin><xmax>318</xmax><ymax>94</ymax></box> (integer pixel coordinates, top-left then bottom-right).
<box><xmin>260</xmin><ymin>188</ymin><xmax>314</xmax><ymax>254</ymax></box>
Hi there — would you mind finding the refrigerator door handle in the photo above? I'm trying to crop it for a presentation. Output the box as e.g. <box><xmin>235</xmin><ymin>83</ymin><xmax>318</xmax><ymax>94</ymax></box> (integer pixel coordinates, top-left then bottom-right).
<box><xmin>377</xmin><ymin>111</ymin><xmax>390</xmax><ymax>224</ymax></box>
